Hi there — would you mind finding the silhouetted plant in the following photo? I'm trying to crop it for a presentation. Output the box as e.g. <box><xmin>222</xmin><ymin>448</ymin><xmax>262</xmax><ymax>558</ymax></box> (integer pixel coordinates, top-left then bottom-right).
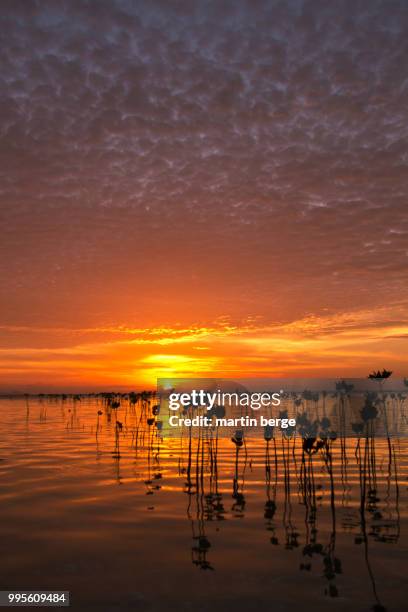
<box><xmin>368</xmin><ymin>369</ymin><xmax>392</xmax><ymax>380</ymax></box>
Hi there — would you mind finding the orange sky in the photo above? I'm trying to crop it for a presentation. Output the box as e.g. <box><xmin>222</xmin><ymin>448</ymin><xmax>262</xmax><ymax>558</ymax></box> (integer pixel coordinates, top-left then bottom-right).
<box><xmin>1</xmin><ymin>304</ymin><xmax>407</xmax><ymax>392</ymax></box>
<box><xmin>1</xmin><ymin>3</ymin><xmax>408</xmax><ymax>391</ymax></box>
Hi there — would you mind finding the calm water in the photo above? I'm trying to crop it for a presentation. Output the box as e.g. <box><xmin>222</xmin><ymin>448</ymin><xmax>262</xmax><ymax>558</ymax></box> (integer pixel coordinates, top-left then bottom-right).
<box><xmin>0</xmin><ymin>396</ymin><xmax>407</xmax><ymax>611</ymax></box>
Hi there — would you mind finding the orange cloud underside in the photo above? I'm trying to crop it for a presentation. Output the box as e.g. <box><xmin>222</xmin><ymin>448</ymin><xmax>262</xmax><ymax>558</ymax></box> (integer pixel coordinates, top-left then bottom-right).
<box><xmin>0</xmin><ymin>305</ymin><xmax>407</xmax><ymax>391</ymax></box>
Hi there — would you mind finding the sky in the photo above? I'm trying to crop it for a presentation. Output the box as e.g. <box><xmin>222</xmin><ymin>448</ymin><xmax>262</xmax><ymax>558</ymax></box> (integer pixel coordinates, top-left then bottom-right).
<box><xmin>1</xmin><ymin>0</ymin><xmax>408</xmax><ymax>391</ymax></box>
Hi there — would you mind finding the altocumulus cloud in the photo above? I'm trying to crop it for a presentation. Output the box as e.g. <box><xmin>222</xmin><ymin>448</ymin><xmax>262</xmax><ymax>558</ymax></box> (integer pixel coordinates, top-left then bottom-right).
<box><xmin>0</xmin><ymin>0</ymin><xmax>408</xmax><ymax>328</ymax></box>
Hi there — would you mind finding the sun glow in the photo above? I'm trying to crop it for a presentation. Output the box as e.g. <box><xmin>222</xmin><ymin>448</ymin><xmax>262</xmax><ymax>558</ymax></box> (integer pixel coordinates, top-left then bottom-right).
<box><xmin>0</xmin><ymin>304</ymin><xmax>407</xmax><ymax>392</ymax></box>
<box><xmin>139</xmin><ymin>353</ymin><xmax>220</xmax><ymax>381</ymax></box>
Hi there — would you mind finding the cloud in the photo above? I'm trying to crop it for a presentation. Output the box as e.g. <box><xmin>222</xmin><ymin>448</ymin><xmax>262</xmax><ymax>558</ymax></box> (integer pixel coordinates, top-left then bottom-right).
<box><xmin>0</xmin><ymin>306</ymin><xmax>407</xmax><ymax>390</ymax></box>
<box><xmin>0</xmin><ymin>1</ymin><xmax>407</xmax><ymax>386</ymax></box>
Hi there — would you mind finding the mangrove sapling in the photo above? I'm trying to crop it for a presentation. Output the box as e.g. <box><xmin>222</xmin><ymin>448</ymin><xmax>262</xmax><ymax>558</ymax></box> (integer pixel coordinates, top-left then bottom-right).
<box><xmin>368</xmin><ymin>369</ymin><xmax>393</xmax><ymax>482</ymax></box>
<box><xmin>112</xmin><ymin>420</ymin><xmax>123</xmax><ymax>459</ymax></box>
<box><xmin>96</xmin><ymin>409</ymin><xmax>103</xmax><ymax>436</ymax></box>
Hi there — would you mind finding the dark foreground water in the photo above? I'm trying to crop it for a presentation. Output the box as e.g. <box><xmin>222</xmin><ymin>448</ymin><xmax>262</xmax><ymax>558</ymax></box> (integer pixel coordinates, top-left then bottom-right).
<box><xmin>0</xmin><ymin>396</ymin><xmax>407</xmax><ymax>611</ymax></box>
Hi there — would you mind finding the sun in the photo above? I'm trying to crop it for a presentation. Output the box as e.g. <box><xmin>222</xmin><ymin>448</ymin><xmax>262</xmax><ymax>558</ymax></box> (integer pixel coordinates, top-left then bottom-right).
<box><xmin>139</xmin><ymin>353</ymin><xmax>220</xmax><ymax>383</ymax></box>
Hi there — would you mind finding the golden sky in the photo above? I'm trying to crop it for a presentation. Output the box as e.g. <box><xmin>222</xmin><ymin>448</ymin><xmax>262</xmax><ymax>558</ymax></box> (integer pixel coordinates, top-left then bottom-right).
<box><xmin>1</xmin><ymin>304</ymin><xmax>407</xmax><ymax>391</ymax></box>
<box><xmin>1</xmin><ymin>3</ymin><xmax>408</xmax><ymax>390</ymax></box>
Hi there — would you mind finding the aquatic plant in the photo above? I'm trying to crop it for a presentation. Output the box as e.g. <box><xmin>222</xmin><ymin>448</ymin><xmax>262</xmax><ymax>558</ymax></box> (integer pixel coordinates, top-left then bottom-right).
<box><xmin>112</xmin><ymin>419</ymin><xmax>122</xmax><ymax>459</ymax></box>
<box><xmin>231</xmin><ymin>429</ymin><xmax>244</xmax><ymax>447</ymax></box>
<box><xmin>368</xmin><ymin>370</ymin><xmax>392</xmax><ymax>380</ymax></box>
<box><xmin>96</xmin><ymin>409</ymin><xmax>103</xmax><ymax>435</ymax></box>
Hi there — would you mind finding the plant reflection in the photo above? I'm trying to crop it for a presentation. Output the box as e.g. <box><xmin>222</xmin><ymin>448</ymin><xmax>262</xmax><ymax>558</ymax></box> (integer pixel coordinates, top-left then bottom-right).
<box><xmin>17</xmin><ymin>381</ymin><xmax>405</xmax><ymax>610</ymax></box>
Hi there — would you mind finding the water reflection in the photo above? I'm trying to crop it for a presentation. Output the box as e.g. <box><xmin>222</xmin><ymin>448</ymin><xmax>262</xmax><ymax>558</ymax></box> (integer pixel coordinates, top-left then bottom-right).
<box><xmin>0</xmin><ymin>392</ymin><xmax>406</xmax><ymax>611</ymax></box>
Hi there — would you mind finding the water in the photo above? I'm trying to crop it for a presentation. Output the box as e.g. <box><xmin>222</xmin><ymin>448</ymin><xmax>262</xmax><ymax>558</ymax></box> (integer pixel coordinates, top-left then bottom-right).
<box><xmin>0</xmin><ymin>396</ymin><xmax>407</xmax><ymax>611</ymax></box>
